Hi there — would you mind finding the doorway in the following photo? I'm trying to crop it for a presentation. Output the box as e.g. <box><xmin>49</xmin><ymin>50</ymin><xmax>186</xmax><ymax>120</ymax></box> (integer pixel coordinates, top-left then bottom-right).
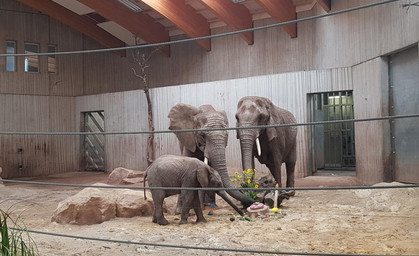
<box><xmin>81</xmin><ymin>111</ymin><xmax>105</xmax><ymax>172</ymax></box>
<box><xmin>310</xmin><ymin>91</ymin><xmax>356</xmax><ymax>174</ymax></box>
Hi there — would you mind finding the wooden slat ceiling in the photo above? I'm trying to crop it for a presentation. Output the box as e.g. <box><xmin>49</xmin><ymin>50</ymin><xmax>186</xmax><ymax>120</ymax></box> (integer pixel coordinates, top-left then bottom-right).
<box><xmin>15</xmin><ymin>0</ymin><xmax>331</xmax><ymax>57</ymax></box>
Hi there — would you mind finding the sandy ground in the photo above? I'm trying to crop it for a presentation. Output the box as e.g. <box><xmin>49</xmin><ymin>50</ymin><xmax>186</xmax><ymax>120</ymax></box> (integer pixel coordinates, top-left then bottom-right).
<box><xmin>0</xmin><ymin>172</ymin><xmax>418</xmax><ymax>256</ymax></box>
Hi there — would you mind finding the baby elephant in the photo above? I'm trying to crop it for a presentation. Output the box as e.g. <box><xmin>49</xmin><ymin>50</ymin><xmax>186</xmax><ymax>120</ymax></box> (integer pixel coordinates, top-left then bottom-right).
<box><xmin>144</xmin><ymin>155</ymin><xmax>244</xmax><ymax>225</ymax></box>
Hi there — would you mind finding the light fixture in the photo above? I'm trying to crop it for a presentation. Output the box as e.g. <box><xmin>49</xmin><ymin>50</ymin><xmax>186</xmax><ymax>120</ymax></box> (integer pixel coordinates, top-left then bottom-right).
<box><xmin>232</xmin><ymin>0</ymin><xmax>246</xmax><ymax>3</ymax></box>
<box><xmin>117</xmin><ymin>0</ymin><xmax>143</xmax><ymax>12</ymax></box>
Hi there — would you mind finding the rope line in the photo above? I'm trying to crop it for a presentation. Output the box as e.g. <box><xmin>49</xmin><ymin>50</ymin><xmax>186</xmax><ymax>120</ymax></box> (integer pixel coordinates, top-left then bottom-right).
<box><xmin>0</xmin><ymin>0</ymin><xmax>399</xmax><ymax>57</ymax></box>
<box><xmin>10</xmin><ymin>228</ymin><xmax>417</xmax><ymax>256</ymax></box>
<box><xmin>2</xmin><ymin>179</ymin><xmax>418</xmax><ymax>191</ymax></box>
<box><xmin>0</xmin><ymin>113</ymin><xmax>417</xmax><ymax>136</ymax></box>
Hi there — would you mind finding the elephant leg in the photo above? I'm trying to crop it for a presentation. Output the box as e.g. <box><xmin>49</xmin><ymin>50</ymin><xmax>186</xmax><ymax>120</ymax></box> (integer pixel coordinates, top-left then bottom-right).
<box><xmin>175</xmin><ymin>195</ymin><xmax>183</xmax><ymax>215</ymax></box>
<box><xmin>285</xmin><ymin>160</ymin><xmax>296</xmax><ymax>196</ymax></box>
<box><xmin>203</xmin><ymin>191</ymin><xmax>216</xmax><ymax>206</ymax></box>
<box><xmin>179</xmin><ymin>190</ymin><xmax>194</xmax><ymax>224</ymax></box>
<box><xmin>151</xmin><ymin>190</ymin><xmax>169</xmax><ymax>225</ymax></box>
<box><xmin>152</xmin><ymin>206</ymin><xmax>157</xmax><ymax>223</ymax></box>
<box><xmin>193</xmin><ymin>191</ymin><xmax>206</xmax><ymax>223</ymax></box>
<box><xmin>266</xmin><ymin>161</ymin><xmax>282</xmax><ymax>188</ymax></box>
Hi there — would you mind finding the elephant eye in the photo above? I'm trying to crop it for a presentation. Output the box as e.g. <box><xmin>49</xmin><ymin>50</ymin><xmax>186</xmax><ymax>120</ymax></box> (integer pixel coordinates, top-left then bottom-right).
<box><xmin>197</xmin><ymin>133</ymin><xmax>206</xmax><ymax>146</ymax></box>
<box><xmin>235</xmin><ymin>114</ymin><xmax>239</xmax><ymax>121</ymax></box>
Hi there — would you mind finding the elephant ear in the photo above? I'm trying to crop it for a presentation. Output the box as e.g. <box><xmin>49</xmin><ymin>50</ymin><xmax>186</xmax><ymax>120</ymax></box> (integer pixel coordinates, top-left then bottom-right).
<box><xmin>197</xmin><ymin>165</ymin><xmax>210</xmax><ymax>188</ymax></box>
<box><xmin>168</xmin><ymin>103</ymin><xmax>199</xmax><ymax>152</ymax></box>
<box><xmin>266</xmin><ymin>102</ymin><xmax>279</xmax><ymax>141</ymax></box>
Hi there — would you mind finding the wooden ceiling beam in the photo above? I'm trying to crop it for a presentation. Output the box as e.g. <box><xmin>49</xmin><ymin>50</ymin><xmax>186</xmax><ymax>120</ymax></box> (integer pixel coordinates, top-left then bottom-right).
<box><xmin>76</xmin><ymin>0</ymin><xmax>170</xmax><ymax>57</ymax></box>
<box><xmin>199</xmin><ymin>0</ymin><xmax>253</xmax><ymax>45</ymax></box>
<box><xmin>256</xmin><ymin>0</ymin><xmax>297</xmax><ymax>38</ymax></box>
<box><xmin>15</xmin><ymin>0</ymin><xmax>127</xmax><ymax>57</ymax></box>
<box><xmin>141</xmin><ymin>0</ymin><xmax>211</xmax><ymax>51</ymax></box>
<box><xmin>316</xmin><ymin>0</ymin><xmax>331</xmax><ymax>12</ymax></box>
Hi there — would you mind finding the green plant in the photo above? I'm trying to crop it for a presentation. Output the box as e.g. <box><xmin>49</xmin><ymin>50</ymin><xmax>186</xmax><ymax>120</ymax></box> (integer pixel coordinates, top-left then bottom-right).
<box><xmin>0</xmin><ymin>208</ymin><xmax>38</xmax><ymax>256</ymax></box>
<box><xmin>230</xmin><ymin>169</ymin><xmax>259</xmax><ymax>200</ymax></box>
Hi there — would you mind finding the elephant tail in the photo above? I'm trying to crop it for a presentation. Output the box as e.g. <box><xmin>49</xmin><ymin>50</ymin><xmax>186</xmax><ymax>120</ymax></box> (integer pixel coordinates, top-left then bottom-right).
<box><xmin>143</xmin><ymin>171</ymin><xmax>148</xmax><ymax>200</ymax></box>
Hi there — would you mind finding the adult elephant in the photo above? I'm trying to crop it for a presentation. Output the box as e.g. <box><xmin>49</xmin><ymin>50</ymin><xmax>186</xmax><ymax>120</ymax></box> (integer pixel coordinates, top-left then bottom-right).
<box><xmin>235</xmin><ymin>96</ymin><xmax>297</xmax><ymax>193</ymax></box>
<box><xmin>168</xmin><ymin>103</ymin><xmax>255</xmax><ymax>208</ymax></box>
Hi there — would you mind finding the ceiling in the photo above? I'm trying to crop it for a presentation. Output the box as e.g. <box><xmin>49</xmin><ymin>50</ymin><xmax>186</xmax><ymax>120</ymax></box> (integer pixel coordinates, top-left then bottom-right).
<box><xmin>15</xmin><ymin>0</ymin><xmax>331</xmax><ymax>57</ymax></box>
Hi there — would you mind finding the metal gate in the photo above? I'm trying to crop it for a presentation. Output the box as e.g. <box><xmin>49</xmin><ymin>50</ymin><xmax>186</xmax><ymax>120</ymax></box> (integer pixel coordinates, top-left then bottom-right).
<box><xmin>311</xmin><ymin>91</ymin><xmax>356</xmax><ymax>172</ymax></box>
<box><xmin>389</xmin><ymin>45</ymin><xmax>419</xmax><ymax>183</ymax></box>
<box><xmin>82</xmin><ymin>111</ymin><xmax>105</xmax><ymax>171</ymax></box>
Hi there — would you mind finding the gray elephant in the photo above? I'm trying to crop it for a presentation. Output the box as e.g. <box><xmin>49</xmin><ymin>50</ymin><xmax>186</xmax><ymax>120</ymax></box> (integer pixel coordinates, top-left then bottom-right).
<box><xmin>236</xmin><ymin>96</ymin><xmax>297</xmax><ymax>194</ymax></box>
<box><xmin>144</xmin><ymin>155</ymin><xmax>244</xmax><ymax>225</ymax></box>
<box><xmin>168</xmin><ymin>103</ymin><xmax>255</xmax><ymax>209</ymax></box>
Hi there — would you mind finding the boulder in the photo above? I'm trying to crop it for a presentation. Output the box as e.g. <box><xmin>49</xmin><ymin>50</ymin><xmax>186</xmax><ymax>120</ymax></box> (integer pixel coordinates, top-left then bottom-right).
<box><xmin>107</xmin><ymin>167</ymin><xmax>145</xmax><ymax>185</ymax></box>
<box><xmin>51</xmin><ymin>183</ymin><xmax>116</xmax><ymax>225</ymax></box>
<box><xmin>52</xmin><ymin>183</ymin><xmax>153</xmax><ymax>225</ymax></box>
<box><xmin>115</xmin><ymin>190</ymin><xmax>153</xmax><ymax>218</ymax></box>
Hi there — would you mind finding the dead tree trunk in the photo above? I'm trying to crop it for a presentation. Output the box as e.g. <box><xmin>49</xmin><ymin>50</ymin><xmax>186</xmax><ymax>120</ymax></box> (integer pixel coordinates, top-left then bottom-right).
<box><xmin>132</xmin><ymin>47</ymin><xmax>156</xmax><ymax>166</ymax></box>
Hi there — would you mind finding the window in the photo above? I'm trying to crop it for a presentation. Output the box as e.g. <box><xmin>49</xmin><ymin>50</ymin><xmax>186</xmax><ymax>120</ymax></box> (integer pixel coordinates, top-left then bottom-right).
<box><xmin>6</xmin><ymin>41</ymin><xmax>16</xmax><ymax>71</ymax></box>
<box><xmin>47</xmin><ymin>45</ymin><xmax>56</xmax><ymax>74</ymax></box>
<box><xmin>24</xmin><ymin>43</ymin><xmax>39</xmax><ymax>73</ymax></box>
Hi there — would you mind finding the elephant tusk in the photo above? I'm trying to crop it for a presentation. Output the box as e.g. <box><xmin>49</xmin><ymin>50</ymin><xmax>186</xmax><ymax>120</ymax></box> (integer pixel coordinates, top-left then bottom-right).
<box><xmin>256</xmin><ymin>137</ymin><xmax>261</xmax><ymax>156</ymax></box>
<box><xmin>204</xmin><ymin>157</ymin><xmax>208</xmax><ymax>165</ymax></box>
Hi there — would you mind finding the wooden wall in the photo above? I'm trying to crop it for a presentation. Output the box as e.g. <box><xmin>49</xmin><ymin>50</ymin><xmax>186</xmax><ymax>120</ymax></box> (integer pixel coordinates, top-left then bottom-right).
<box><xmin>70</xmin><ymin>67</ymin><xmax>352</xmax><ymax>179</ymax></box>
<box><xmin>2</xmin><ymin>0</ymin><xmax>418</xmax><ymax>96</ymax></box>
<box><xmin>0</xmin><ymin>94</ymin><xmax>76</xmax><ymax>178</ymax></box>
<box><xmin>353</xmin><ymin>57</ymin><xmax>391</xmax><ymax>185</ymax></box>
<box><xmin>147</xmin><ymin>0</ymin><xmax>419</xmax><ymax>88</ymax></box>
<box><xmin>1</xmin><ymin>0</ymin><xmax>418</xmax><ymax>183</ymax></box>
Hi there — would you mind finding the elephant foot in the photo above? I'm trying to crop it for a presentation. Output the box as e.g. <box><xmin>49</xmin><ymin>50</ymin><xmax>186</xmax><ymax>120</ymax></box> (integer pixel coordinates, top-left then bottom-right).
<box><xmin>196</xmin><ymin>217</ymin><xmax>207</xmax><ymax>223</ymax></box>
<box><xmin>285</xmin><ymin>189</ymin><xmax>296</xmax><ymax>197</ymax></box>
<box><xmin>179</xmin><ymin>219</ymin><xmax>188</xmax><ymax>225</ymax></box>
<box><xmin>157</xmin><ymin>217</ymin><xmax>169</xmax><ymax>226</ymax></box>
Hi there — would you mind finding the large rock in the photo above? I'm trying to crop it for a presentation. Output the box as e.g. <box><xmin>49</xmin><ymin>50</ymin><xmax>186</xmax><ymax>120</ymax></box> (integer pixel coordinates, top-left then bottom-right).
<box><xmin>107</xmin><ymin>167</ymin><xmax>145</xmax><ymax>185</ymax></box>
<box><xmin>115</xmin><ymin>190</ymin><xmax>153</xmax><ymax>218</ymax></box>
<box><xmin>52</xmin><ymin>183</ymin><xmax>153</xmax><ymax>225</ymax></box>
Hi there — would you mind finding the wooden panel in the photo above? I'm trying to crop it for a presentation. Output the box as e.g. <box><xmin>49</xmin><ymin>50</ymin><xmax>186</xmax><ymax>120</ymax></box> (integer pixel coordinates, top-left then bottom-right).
<box><xmin>352</xmin><ymin>58</ymin><xmax>390</xmax><ymax>185</ymax></box>
<box><xmin>75</xmin><ymin>91</ymin><xmax>150</xmax><ymax>172</ymax></box>
<box><xmin>14</xmin><ymin>0</ymin><xmax>126</xmax><ymax>56</ymax></box>
<box><xmin>76</xmin><ymin>0</ymin><xmax>170</xmax><ymax>56</ymax></box>
<box><xmin>200</xmin><ymin>0</ymin><xmax>254</xmax><ymax>45</ymax></box>
<box><xmin>316</xmin><ymin>0</ymin><xmax>331</xmax><ymax>12</ymax></box>
<box><xmin>149</xmin><ymin>1</ymin><xmax>419</xmax><ymax>89</ymax></box>
<box><xmin>0</xmin><ymin>95</ymin><xmax>77</xmax><ymax>178</ymax></box>
<box><xmin>256</xmin><ymin>0</ymin><xmax>297</xmax><ymax>38</ymax></box>
<box><xmin>0</xmin><ymin>2</ymin><xmax>84</xmax><ymax>96</ymax></box>
<box><xmin>150</xmin><ymin>67</ymin><xmax>353</xmax><ymax>179</ymax></box>
<box><xmin>142</xmin><ymin>0</ymin><xmax>211</xmax><ymax>51</ymax></box>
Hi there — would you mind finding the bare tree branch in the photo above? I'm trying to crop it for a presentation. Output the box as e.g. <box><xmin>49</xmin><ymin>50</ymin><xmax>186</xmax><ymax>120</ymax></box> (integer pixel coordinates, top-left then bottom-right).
<box><xmin>131</xmin><ymin>36</ymin><xmax>157</xmax><ymax>166</ymax></box>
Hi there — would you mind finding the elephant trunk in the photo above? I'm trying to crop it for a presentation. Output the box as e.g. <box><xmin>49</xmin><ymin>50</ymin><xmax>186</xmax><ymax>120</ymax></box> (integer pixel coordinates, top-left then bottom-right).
<box><xmin>239</xmin><ymin>134</ymin><xmax>256</xmax><ymax>173</ymax></box>
<box><xmin>208</xmin><ymin>146</ymin><xmax>255</xmax><ymax>208</ymax></box>
<box><xmin>216</xmin><ymin>190</ymin><xmax>244</xmax><ymax>216</ymax></box>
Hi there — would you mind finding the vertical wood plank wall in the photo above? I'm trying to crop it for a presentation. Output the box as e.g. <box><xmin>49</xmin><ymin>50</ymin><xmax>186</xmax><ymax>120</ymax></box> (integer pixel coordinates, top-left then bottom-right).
<box><xmin>0</xmin><ymin>95</ymin><xmax>76</xmax><ymax>177</ymax></box>
<box><xmin>148</xmin><ymin>1</ymin><xmax>419</xmax><ymax>89</ymax></box>
<box><xmin>352</xmin><ymin>57</ymin><xmax>391</xmax><ymax>185</ymax></box>
<box><xmin>1</xmin><ymin>0</ymin><xmax>418</xmax><ymax>96</ymax></box>
<box><xmin>151</xmin><ymin>68</ymin><xmax>353</xmax><ymax>179</ymax></box>
<box><xmin>71</xmin><ymin>68</ymin><xmax>352</xmax><ymax>180</ymax></box>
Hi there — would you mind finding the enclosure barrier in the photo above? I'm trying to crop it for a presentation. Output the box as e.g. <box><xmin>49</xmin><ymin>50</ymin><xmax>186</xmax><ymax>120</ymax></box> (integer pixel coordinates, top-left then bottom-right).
<box><xmin>2</xmin><ymin>112</ymin><xmax>419</xmax><ymax>256</ymax></box>
<box><xmin>4</xmin><ymin>227</ymin><xmax>416</xmax><ymax>256</ymax></box>
<box><xmin>3</xmin><ymin>181</ymin><xmax>418</xmax><ymax>256</ymax></box>
<box><xmin>0</xmin><ymin>1</ymin><xmax>415</xmax><ymax>254</ymax></box>
<box><xmin>0</xmin><ymin>113</ymin><xmax>418</xmax><ymax>136</ymax></box>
